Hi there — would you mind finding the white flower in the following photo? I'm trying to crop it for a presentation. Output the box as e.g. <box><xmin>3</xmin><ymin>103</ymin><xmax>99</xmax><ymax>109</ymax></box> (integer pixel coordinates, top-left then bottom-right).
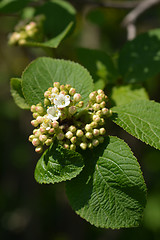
<box><xmin>54</xmin><ymin>93</ymin><xmax>70</xmax><ymax>108</ymax></box>
<box><xmin>49</xmin><ymin>93</ymin><xmax>58</xmax><ymax>104</ymax></box>
<box><xmin>47</xmin><ymin>106</ymin><xmax>61</xmax><ymax>121</ymax></box>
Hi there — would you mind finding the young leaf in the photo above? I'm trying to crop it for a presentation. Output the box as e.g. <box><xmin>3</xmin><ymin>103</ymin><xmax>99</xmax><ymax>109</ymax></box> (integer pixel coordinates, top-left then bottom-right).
<box><xmin>77</xmin><ymin>48</ymin><xmax>118</xmax><ymax>85</ymax></box>
<box><xmin>35</xmin><ymin>143</ymin><xmax>84</xmax><ymax>184</ymax></box>
<box><xmin>22</xmin><ymin>57</ymin><xmax>94</xmax><ymax>106</ymax></box>
<box><xmin>111</xmin><ymin>84</ymin><xmax>149</xmax><ymax>106</ymax></box>
<box><xmin>66</xmin><ymin>136</ymin><xmax>146</xmax><ymax>229</ymax></box>
<box><xmin>112</xmin><ymin>100</ymin><xmax>160</xmax><ymax>150</ymax></box>
<box><xmin>119</xmin><ymin>29</ymin><xmax>160</xmax><ymax>83</ymax></box>
<box><xmin>10</xmin><ymin>78</ymin><xmax>30</xmax><ymax>109</ymax></box>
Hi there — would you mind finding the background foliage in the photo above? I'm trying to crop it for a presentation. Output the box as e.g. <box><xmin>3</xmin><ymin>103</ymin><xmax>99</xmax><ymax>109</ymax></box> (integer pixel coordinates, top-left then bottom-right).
<box><xmin>1</xmin><ymin>0</ymin><xmax>160</xmax><ymax>239</ymax></box>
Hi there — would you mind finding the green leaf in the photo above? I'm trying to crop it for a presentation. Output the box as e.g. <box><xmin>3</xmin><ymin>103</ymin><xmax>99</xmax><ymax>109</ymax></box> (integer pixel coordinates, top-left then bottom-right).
<box><xmin>66</xmin><ymin>136</ymin><xmax>146</xmax><ymax>229</ymax></box>
<box><xmin>24</xmin><ymin>0</ymin><xmax>76</xmax><ymax>49</ymax></box>
<box><xmin>112</xmin><ymin>100</ymin><xmax>160</xmax><ymax>150</ymax></box>
<box><xmin>10</xmin><ymin>78</ymin><xmax>30</xmax><ymax>109</ymax></box>
<box><xmin>24</xmin><ymin>22</ymin><xmax>73</xmax><ymax>49</ymax></box>
<box><xmin>22</xmin><ymin>57</ymin><xmax>94</xmax><ymax>106</ymax></box>
<box><xmin>35</xmin><ymin>143</ymin><xmax>84</xmax><ymax>184</ymax></box>
<box><xmin>119</xmin><ymin>29</ymin><xmax>160</xmax><ymax>83</ymax></box>
<box><xmin>111</xmin><ymin>84</ymin><xmax>149</xmax><ymax>106</ymax></box>
<box><xmin>77</xmin><ymin>48</ymin><xmax>118</xmax><ymax>85</ymax></box>
<box><xmin>0</xmin><ymin>0</ymin><xmax>29</xmax><ymax>13</ymax></box>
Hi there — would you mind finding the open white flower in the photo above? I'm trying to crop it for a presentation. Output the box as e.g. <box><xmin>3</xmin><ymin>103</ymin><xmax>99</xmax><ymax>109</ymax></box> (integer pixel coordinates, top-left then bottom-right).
<box><xmin>49</xmin><ymin>93</ymin><xmax>58</xmax><ymax>104</ymax></box>
<box><xmin>47</xmin><ymin>106</ymin><xmax>61</xmax><ymax>121</ymax></box>
<box><xmin>54</xmin><ymin>93</ymin><xmax>70</xmax><ymax>108</ymax></box>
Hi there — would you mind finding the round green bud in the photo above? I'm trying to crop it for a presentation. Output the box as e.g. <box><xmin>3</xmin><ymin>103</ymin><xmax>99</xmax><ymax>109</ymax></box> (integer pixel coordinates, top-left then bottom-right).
<box><xmin>90</xmin><ymin>121</ymin><xmax>98</xmax><ymax>128</ymax></box>
<box><xmin>31</xmin><ymin>105</ymin><xmax>36</xmax><ymax>112</ymax></box>
<box><xmin>88</xmin><ymin>142</ymin><xmax>93</xmax><ymax>149</ymax></box>
<box><xmin>98</xmin><ymin>136</ymin><xmax>104</xmax><ymax>143</ymax></box>
<box><xmin>70</xmin><ymin>144</ymin><xmax>76</xmax><ymax>151</ymax></box>
<box><xmin>64</xmin><ymin>143</ymin><xmax>69</xmax><ymax>149</ymax></box>
<box><xmin>48</xmin><ymin>128</ymin><xmax>55</xmax><ymax>135</ymax></box>
<box><xmin>44</xmin><ymin>98</ymin><xmax>50</xmax><ymax>106</ymax></box>
<box><xmin>77</xmin><ymin>101</ymin><xmax>84</xmax><ymax>108</ymax></box>
<box><xmin>99</xmin><ymin>128</ymin><xmax>106</xmax><ymax>135</ymax></box>
<box><xmin>85</xmin><ymin>124</ymin><xmax>92</xmax><ymax>132</ymax></box>
<box><xmin>60</xmin><ymin>85</ymin><xmax>65</xmax><ymax>91</ymax></box>
<box><xmin>36</xmin><ymin>106</ymin><xmax>44</xmax><ymax>114</ymax></box>
<box><xmin>92</xmin><ymin>115</ymin><xmax>101</xmax><ymax>123</ymax></box>
<box><xmin>70</xmin><ymin>136</ymin><xmax>76</xmax><ymax>144</ymax></box>
<box><xmin>85</xmin><ymin>132</ymin><xmax>93</xmax><ymax>139</ymax></box>
<box><xmin>69</xmin><ymin>88</ymin><xmax>76</xmax><ymax>96</ymax></box>
<box><xmin>96</xmin><ymin>95</ymin><xmax>103</xmax><ymax>103</ymax></box>
<box><xmin>69</xmin><ymin>106</ymin><xmax>77</xmax><ymax>115</ymax></box>
<box><xmin>32</xmin><ymin>138</ymin><xmax>40</xmax><ymax>147</ymax></box>
<box><xmin>29</xmin><ymin>134</ymin><xmax>34</xmax><ymax>142</ymax></box>
<box><xmin>53</xmin><ymin>82</ymin><xmax>60</xmax><ymax>88</ymax></box>
<box><xmin>73</xmin><ymin>93</ymin><xmax>81</xmax><ymax>102</ymax></box>
<box><xmin>44</xmin><ymin>91</ymin><xmax>50</xmax><ymax>98</ymax></box>
<box><xmin>96</xmin><ymin>110</ymin><xmax>102</xmax><ymax>116</ymax></box>
<box><xmin>65</xmin><ymin>131</ymin><xmax>73</xmax><ymax>139</ymax></box>
<box><xmin>45</xmin><ymin>138</ymin><xmax>53</xmax><ymax>146</ymax></box>
<box><xmin>35</xmin><ymin>146</ymin><xmax>43</xmax><ymax>154</ymax></box>
<box><xmin>65</xmin><ymin>84</ymin><xmax>71</xmax><ymax>90</ymax></box>
<box><xmin>99</xmin><ymin>118</ymin><xmax>105</xmax><ymax>125</ymax></box>
<box><xmin>76</xmin><ymin>130</ymin><xmax>84</xmax><ymax>137</ymax></box>
<box><xmin>51</xmin><ymin>121</ymin><xmax>59</xmax><ymax>128</ymax></box>
<box><xmin>92</xmin><ymin>139</ymin><xmax>99</xmax><ymax>147</ymax></box>
<box><xmin>97</xmin><ymin>89</ymin><xmax>104</xmax><ymax>95</ymax></box>
<box><xmin>39</xmin><ymin>134</ymin><xmax>47</xmax><ymax>143</ymax></box>
<box><xmin>37</xmin><ymin>116</ymin><xmax>44</xmax><ymax>124</ymax></box>
<box><xmin>102</xmin><ymin>108</ymin><xmax>108</xmax><ymax>115</ymax></box>
<box><xmin>80</xmin><ymin>142</ymin><xmax>87</xmax><ymax>150</ymax></box>
<box><xmin>100</xmin><ymin>101</ymin><xmax>106</xmax><ymax>109</ymax></box>
<box><xmin>69</xmin><ymin>125</ymin><xmax>76</xmax><ymax>133</ymax></box>
<box><xmin>40</xmin><ymin>126</ymin><xmax>46</xmax><ymax>134</ymax></box>
<box><xmin>33</xmin><ymin>113</ymin><xmax>39</xmax><ymax>119</ymax></box>
<box><xmin>93</xmin><ymin>103</ymin><xmax>100</xmax><ymax>111</ymax></box>
<box><xmin>93</xmin><ymin>129</ymin><xmax>99</xmax><ymax>136</ymax></box>
<box><xmin>34</xmin><ymin>130</ymin><xmax>41</xmax><ymax>137</ymax></box>
<box><xmin>31</xmin><ymin>120</ymin><xmax>39</xmax><ymax>127</ymax></box>
<box><xmin>89</xmin><ymin>91</ymin><xmax>97</xmax><ymax>101</ymax></box>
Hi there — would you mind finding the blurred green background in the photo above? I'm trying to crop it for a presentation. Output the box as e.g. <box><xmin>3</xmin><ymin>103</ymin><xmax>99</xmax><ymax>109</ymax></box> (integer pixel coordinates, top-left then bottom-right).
<box><xmin>0</xmin><ymin>1</ymin><xmax>160</xmax><ymax>239</ymax></box>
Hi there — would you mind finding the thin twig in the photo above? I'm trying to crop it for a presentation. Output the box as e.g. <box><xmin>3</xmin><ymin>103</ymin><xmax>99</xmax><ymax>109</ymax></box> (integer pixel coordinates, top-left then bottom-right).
<box><xmin>122</xmin><ymin>0</ymin><xmax>160</xmax><ymax>39</ymax></box>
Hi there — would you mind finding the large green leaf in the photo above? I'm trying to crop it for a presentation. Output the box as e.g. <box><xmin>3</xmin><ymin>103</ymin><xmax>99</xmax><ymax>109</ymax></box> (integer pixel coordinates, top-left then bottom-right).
<box><xmin>35</xmin><ymin>143</ymin><xmax>84</xmax><ymax>184</ymax></box>
<box><xmin>10</xmin><ymin>78</ymin><xmax>30</xmax><ymax>109</ymax></box>
<box><xmin>22</xmin><ymin>57</ymin><xmax>94</xmax><ymax>106</ymax></box>
<box><xmin>77</xmin><ymin>48</ymin><xmax>118</xmax><ymax>85</ymax></box>
<box><xmin>66</xmin><ymin>136</ymin><xmax>146</xmax><ymax>229</ymax></box>
<box><xmin>119</xmin><ymin>29</ymin><xmax>160</xmax><ymax>83</ymax></box>
<box><xmin>0</xmin><ymin>0</ymin><xmax>29</xmax><ymax>13</ymax></box>
<box><xmin>24</xmin><ymin>0</ymin><xmax>76</xmax><ymax>49</ymax></box>
<box><xmin>112</xmin><ymin>100</ymin><xmax>160</xmax><ymax>150</ymax></box>
<box><xmin>111</xmin><ymin>84</ymin><xmax>149</xmax><ymax>106</ymax></box>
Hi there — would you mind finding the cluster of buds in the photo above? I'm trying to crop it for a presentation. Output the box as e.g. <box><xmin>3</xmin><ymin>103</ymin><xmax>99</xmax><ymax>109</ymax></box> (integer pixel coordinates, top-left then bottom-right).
<box><xmin>29</xmin><ymin>82</ymin><xmax>112</xmax><ymax>153</ymax></box>
<box><xmin>8</xmin><ymin>15</ymin><xmax>45</xmax><ymax>46</ymax></box>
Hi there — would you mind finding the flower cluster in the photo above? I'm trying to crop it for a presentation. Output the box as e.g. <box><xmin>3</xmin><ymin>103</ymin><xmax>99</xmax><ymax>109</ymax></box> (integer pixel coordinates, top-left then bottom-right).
<box><xmin>29</xmin><ymin>82</ymin><xmax>112</xmax><ymax>153</ymax></box>
<box><xmin>8</xmin><ymin>15</ymin><xmax>45</xmax><ymax>46</ymax></box>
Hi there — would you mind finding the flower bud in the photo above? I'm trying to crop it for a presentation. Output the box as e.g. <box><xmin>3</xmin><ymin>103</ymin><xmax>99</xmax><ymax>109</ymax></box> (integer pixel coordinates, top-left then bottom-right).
<box><xmin>97</xmin><ymin>89</ymin><xmax>104</xmax><ymax>95</ymax></box>
<box><xmin>107</xmin><ymin>109</ymin><xmax>112</xmax><ymax>117</ymax></box>
<box><xmin>99</xmin><ymin>128</ymin><xmax>106</xmax><ymax>135</ymax></box>
<box><xmin>69</xmin><ymin>88</ymin><xmax>76</xmax><ymax>96</ymax></box>
<box><xmin>64</xmin><ymin>143</ymin><xmax>69</xmax><ymax>149</ymax></box>
<box><xmin>36</xmin><ymin>106</ymin><xmax>44</xmax><ymax>114</ymax></box>
<box><xmin>37</xmin><ymin>116</ymin><xmax>44</xmax><ymax>124</ymax></box>
<box><xmin>57</xmin><ymin>132</ymin><xmax>64</xmax><ymax>140</ymax></box>
<box><xmin>71</xmin><ymin>136</ymin><xmax>76</xmax><ymax>144</ymax></box>
<box><xmin>34</xmin><ymin>130</ymin><xmax>41</xmax><ymax>137</ymax></box>
<box><xmin>98</xmin><ymin>136</ymin><xmax>104</xmax><ymax>143</ymax></box>
<box><xmin>60</xmin><ymin>90</ymin><xmax>67</xmax><ymax>95</ymax></box>
<box><xmin>80</xmin><ymin>143</ymin><xmax>87</xmax><ymax>150</ymax></box>
<box><xmin>44</xmin><ymin>91</ymin><xmax>50</xmax><ymax>98</ymax></box>
<box><xmin>29</xmin><ymin>135</ymin><xmax>34</xmax><ymax>142</ymax></box>
<box><xmin>65</xmin><ymin>84</ymin><xmax>71</xmax><ymax>90</ymax></box>
<box><xmin>51</xmin><ymin>121</ymin><xmax>59</xmax><ymax>128</ymax></box>
<box><xmin>93</xmin><ymin>129</ymin><xmax>99</xmax><ymax>136</ymax></box>
<box><xmin>45</xmin><ymin>139</ymin><xmax>53</xmax><ymax>146</ymax></box>
<box><xmin>76</xmin><ymin>130</ymin><xmax>84</xmax><ymax>137</ymax></box>
<box><xmin>40</xmin><ymin>126</ymin><xmax>46</xmax><ymax>134</ymax></box>
<box><xmin>48</xmin><ymin>128</ymin><xmax>55</xmax><ymax>135</ymax></box>
<box><xmin>96</xmin><ymin>110</ymin><xmax>102</xmax><ymax>116</ymax></box>
<box><xmin>35</xmin><ymin>146</ymin><xmax>43</xmax><ymax>154</ymax></box>
<box><xmin>89</xmin><ymin>91</ymin><xmax>97</xmax><ymax>101</ymax></box>
<box><xmin>92</xmin><ymin>139</ymin><xmax>99</xmax><ymax>147</ymax></box>
<box><xmin>85</xmin><ymin>124</ymin><xmax>92</xmax><ymax>132</ymax></box>
<box><xmin>44</xmin><ymin>98</ymin><xmax>50</xmax><ymax>106</ymax></box>
<box><xmin>93</xmin><ymin>103</ymin><xmax>100</xmax><ymax>111</ymax></box>
<box><xmin>32</xmin><ymin>138</ymin><xmax>40</xmax><ymax>146</ymax></box>
<box><xmin>92</xmin><ymin>115</ymin><xmax>101</xmax><ymax>123</ymax></box>
<box><xmin>100</xmin><ymin>101</ymin><xmax>106</xmax><ymax>109</ymax></box>
<box><xmin>69</xmin><ymin>106</ymin><xmax>77</xmax><ymax>115</ymax></box>
<box><xmin>69</xmin><ymin>125</ymin><xmax>76</xmax><ymax>133</ymax></box>
<box><xmin>31</xmin><ymin>105</ymin><xmax>36</xmax><ymax>112</ymax></box>
<box><xmin>53</xmin><ymin>82</ymin><xmax>60</xmax><ymax>88</ymax></box>
<box><xmin>19</xmin><ymin>39</ymin><xmax>27</xmax><ymax>46</ymax></box>
<box><xmin>77</xmin><ymin>101</ymin><xmax>84</xmax><ymax>108</ymax></box>
<box><xmin>88</xmin><ymin>143</ymin><xmax>93</xmax><ymax>149</ymax></box>
<box><xmin>73</xmin><ymin>93</ymin><xmax>81</xmax><ymax>102</ymax></box>
<box><xmin>102</xmin><ymin>108</ymin><xmax>108</xmax><ymax>115</ymax></box>
<box><xmin>85</xmin><ymin>132</ymin><xmax>93</xmax><ymax>139</ymax></box>
<box><xmin>31</xmin><ymin>120</ymin><xmax>39</xmax><ymax>127</ymax></box>
<box><xmin>39</xmin><ymin>134</ymin><xmax>47</xmax><ymax>142</ymax></box>
<box><xmin>70</xmin><ymin>144</ymin><xmax>76</xmax><ymax>151</ymax></box>
<box><xmin>90</xmin><ymin>121</ymin><xmax>98</xmax><ymax>128</ymax></box>
<box><xmin>60</xmin><ymin>85</ymin><xmax>65</xmax><ymax>91</ymax></box>
<box><xmin>65</xmin><ymin>131</ymin><xmax>73</xmax><ymax>139</ymax></box>
<box><xmin>99</xmin><ymin>118</ymin><xmax>105</xmax><ymax>125</ymax></box>
<box><xmin>33</xmin><ymin>113</ymin><xmax>39</xmax><ymax>119</ymax></box>
<box><xmin>96</xmin><ymin>95</ymin><xmax>103</xmax><ymax>103</ymax></box>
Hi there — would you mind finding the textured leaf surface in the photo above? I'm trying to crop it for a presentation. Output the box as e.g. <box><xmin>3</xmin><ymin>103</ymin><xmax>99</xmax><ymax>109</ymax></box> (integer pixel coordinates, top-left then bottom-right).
<box><xmin>112</xmin><ymin>100</ymin><xmax>160</xmax><ymax>150</ymax></box>
<box><xmin>10</xmin><ymin>78</ymin><xmax>30</xmax><ymax>109</ymax></box>
<box><xmin>111</xmin><ymin>85</ymin><xmax>149</xmax><ymax>106</ymax></box>
<box><xmin>119</xmin><ymin>29</ymin><xmax>160</xmax><ymax>83</ymax></box>
<box><xmin>66</xmin><ymin>136</ymin><xmax>146</xmax><ymax>229</ymax></box>
<box><xmin>35</xmin><ymin>143</ymin><xmax>84</xmax><ymax>184</ymax></box>
<box><xmin>22</xmin><ymin>57</ymin><xmax>94</xmax><ymax>106</ymax></box>
<box><xmin>77</xmin><ymin>48</ymin><xmax>118</xmax><ymax>84</ymax></box>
